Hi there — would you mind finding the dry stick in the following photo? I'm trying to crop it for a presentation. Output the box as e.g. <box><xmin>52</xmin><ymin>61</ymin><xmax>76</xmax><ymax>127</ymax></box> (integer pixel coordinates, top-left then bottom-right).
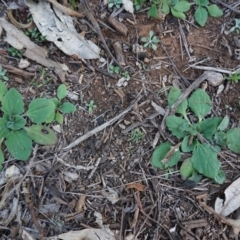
<box><xmin>189</xmin><ymin>65</ymin><xmax>240</xmax><ymax>74</ymax></box>
<box><xmin>64</xmin><ymin>94</ymin><xmax>143</xmax><ymax>150</ymax></box>
<box><xmin>80</xmin><ymin>0</ymin><xmax>120</xmax><ymax>66</ymax></box>
<box><xmin>160</xmin><ymin>72</ymin><xmax>210</xmax><ymax>132</ymax></box>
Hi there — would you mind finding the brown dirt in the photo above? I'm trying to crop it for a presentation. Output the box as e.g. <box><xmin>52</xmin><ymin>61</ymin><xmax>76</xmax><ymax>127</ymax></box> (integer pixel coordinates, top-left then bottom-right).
<box><xmin>1</xmin><ymin>0</ymin><xmax>240</xmax><ymax>239</ymax></box>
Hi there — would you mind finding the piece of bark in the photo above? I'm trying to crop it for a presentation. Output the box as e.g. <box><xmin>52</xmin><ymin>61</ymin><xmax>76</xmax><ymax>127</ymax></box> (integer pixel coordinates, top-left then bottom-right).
<box><xmin>108</xmin><ymin>16</ymin><xmax>128</xmax><ymax>36</ymax></box>
<box><xmin>113</xmin><ymin>41</ymin><xmax>125</xmax><ymax>66</ymax></box>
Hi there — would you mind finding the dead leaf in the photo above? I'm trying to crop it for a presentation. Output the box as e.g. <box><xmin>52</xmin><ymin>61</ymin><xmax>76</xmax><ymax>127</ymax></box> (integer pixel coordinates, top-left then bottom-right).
<box><xmin>25</xmin><ymin>0</ymin><xmax>100</xmax><ymax>60</ymax></box>
<box><xmin>126</xmin><ymin>183</ymin><xmax>146</xmax><ymax>192</ymax></box>
<box><xmin>215</xmin><ymin>177</ymin><xmax>240</xmax><ymax>217</ymax></box>
<box><xmin>58</xmin><ymin>229</ymin><xmax>116</xmax><ymax>240</ymax></box>
<box><xmin>75</xmin><ymin>195</ymin><xmax>86</xmax><ymax>213</ymax></box>
<box><xmin>102</xmin><ymin>187</ymin><xmax>119</xmax><ymax>204</ymax></box>
<box><xmin>122</xmin><ymin>0</ymin><xmax>134</xmax><ymax>14</ymax></box>
<box><xmin>18</xmin><ymin>59</ymin><xmax>30</xmax><ymax>69</ymax></box>
<box><xmin>0</xmin><ymin>17</ymin><xmax>66</xmax><ymax>81</ymax></box>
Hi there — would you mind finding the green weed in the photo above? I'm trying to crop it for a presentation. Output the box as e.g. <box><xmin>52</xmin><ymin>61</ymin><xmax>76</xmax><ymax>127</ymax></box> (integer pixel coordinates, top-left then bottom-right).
<box><xmin>86</xmin><ymin>100</ymin><xmax>97</xmax><ymax>114</ymax></box>
<box><xmin>0</xmin><ymin>66</ymin><xmax>9</xmax><ymax>81</ymax></box>
<box><xmin>8</xmin><ymin>47</ymin><xmax>22</xmax><ymax>58</ymax></box>
<box><xmin>128</xmin><ymin>128</ymin><xmax>144</xmax><ymax>143</ymax></box>
<box><xmin>141</xmin><ymin>30</ymin><xmax>160</xmax><ymax>50</ymax></box>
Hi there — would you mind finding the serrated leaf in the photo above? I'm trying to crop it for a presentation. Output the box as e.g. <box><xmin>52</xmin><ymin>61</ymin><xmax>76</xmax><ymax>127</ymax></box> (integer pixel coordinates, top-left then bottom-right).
<box><xmin>0</xmin><ymin>118</ymin><xmax>10</xmax><ymax>139</ymax></box>
<box><xmin>5</xmin><ymin>130</ymin><xmax>32</xmax><ymax>161</ymax></box>
<box><xmin>55</xmin><ymin>111</ymin><xmax>63</xmax><ymax>124</ymax></box>
<box><xmin>191</xmin><ymin>143</ymin><xmax>220</xmax><ymax>178</ymax></box>
<box><xmin>24</xmin><ymin>125</ymin><xmax>57</xmax><ymax>145</ymax></box>
<box><xmin>226</xmin><ymin>128</ymin><xmax>240</xmax><ymax>153</ymax></box>
<box><xmin>198</xmin><ymin>117</ymin><xmax>222</xmax><ymax>139</ymax></box>
<box><xmin>214</xmin><ymin>131</ymin><xmax>227</xmax><ymax>147</ymax></box>
<box><xmin>181</xmin><ymin>135</ymin><xmax>198</xmax><ymax>152</ymax></box>
<box><xmin>180</xmin><ymin>158</ymin><xmax>194</xmax><ymax>180</ymax></box>
<box><xmin>0</xmin><ymin>80</ymin><xmax>7</xmax><ymax>102</ymax></box>
<box><xmin>57</xmin><ymin>84</ymin><xmax>68</xmax><ymax>100</ymax></box>
<box><xmin>168</xmin><ymin>87</ymin><xmax>188</xmax><ymax>116</ymax></box>
<box><xmin>60</xmin><ymin>102</ymin><xmax>77</xmax><ymax>114</ymax></box>
<box><xmin>26</xmin><ymin>98</ymin><xmax>55</xmax><ymax>124</ymax></box>
<box><xmin>214</xmin><ymin>170</ymin><xmax>226</xmax><ymax>184</ymax></box>
<box><xmin>194</xmin><ymin>6</ymin><xmax>208</xmax><ymax>27</ymax></box>
<box><xmin>171</xmin><ymin>7</ymin><xmax>186</xmax><ymax>19</ymax></box>
<box><xmin>0</xmin><ymin>149</ymin><xmax>4</xmax><ymax>171</ymax></box>
<box><xmin>1</xmin><ymin>88</ymin><xmax>24</xmax><ymax>115</ymax></box>
<box><xmin>188</xmin><ymin>89</ymin><xmax>212</xmax><ymax>120</ymax></box>
<box><xmin>207</xmin><ymin>4</ymin><xmax>223</xmax><ymax>17</ymax></box>
<box><xmin>173</xmin><ymin>1</ymin><xmax>191</xmax><ymax>12</ymax></box>
<box><xmin>218</xmin><ymin>115</ymin><xmax>229</xmax><ymax>131</ymax></box>
<box><xmin>166</xmin><ymin>115</ymin><xmax>189</xmax><ymax>139</ymax></box>
<box><xmin>4</xmin><ymin>114</ymin><xmax>26</xmax><ymax>130</ymax></box>
<box><xmin>194</xmin><ymin>0</ymin><xmax>209</xmax><ymax>7</ymax></box>
<box><xmin>148</xmin><ymin>5</ymin><xmax>159</xmax><ymax>18</ymax></box>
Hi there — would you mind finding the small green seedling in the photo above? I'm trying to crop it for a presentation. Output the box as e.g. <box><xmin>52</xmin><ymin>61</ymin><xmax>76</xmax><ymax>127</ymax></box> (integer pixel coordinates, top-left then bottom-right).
<box><xmin>69</xmin><ymin>0</ymin><xmax>78</xmax><ymax>10</ymax></box>
<box><xmin>86</xmin><ymin>100</ymin><xmax>97</xmax><ymax>114</ymax></box>
<box><xmin>128</xmin><ymin>128</ymin><xmax>144</xmax><ymax>143</ymax></box>
<box><xmin>122</xmin><ymin>71</ymin><xmax>130</xmax><ymax>79</ymax></box>
<box><xmin>109</xmin><ymin>65</ymin><xmax>120</xmax><ymax>74</ymax></box>
<box><xmin>108</xmin><ymin>0</ymin><xmax>122</xmax><ymax>8</ymax></box>
<box><xmin>46</xmin><ymin>84</ymin><xmax>77</xmax><ymax>124</ymax></box>
<box><xmin>134</xmin><ymin>0</ymin><xmax>146</xmax><ymax>11</ymax></box>
<box><xmin>148</xmin><ymin>0</ymin><xmax>222</xmax><ymax>27</ymax></box>
<box><xmin>24</xmin><ymin>27</ymin><xmax>46</xmax><ymax>42</ymax></box>
<box><xmin>0</xmin><ymin>80</ymin><xmax>58</xmax><ymax>164</ymax></box>
<box><xmin>141</xmin><ymin>30</ymin><xmax>160</xmax><ymax>50</ymax></box>
<box><xmin>230</xmin><ymin>19</ymin><xmax>240</xmax><ymax>33</ymax></box>
<box><xmin>151</xmin><ymin>86</ymin><xmax>240</xmax><ymax>185</ymax></box>
<box><xmin>225</xmin><ymin>71</ymin><xmax>240</xmax><ymax>83</ymax></box>
<box><xmin>8</xmin><ymin>47</ymin><xmax>22</xmax><ymax>58</ymax></box>
<box><xmin>0</xmin><ymin>65</ymin><xmax>9</xmax><ymax>81</ymax></box>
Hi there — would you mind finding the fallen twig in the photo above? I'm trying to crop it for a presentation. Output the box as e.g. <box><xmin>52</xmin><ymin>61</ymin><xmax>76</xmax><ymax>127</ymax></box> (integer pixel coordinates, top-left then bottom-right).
<box><xmin>64</xmin><ymin>93</ymin><xmax>143</xmax><ymax>150</ymax></box>
<box><xmin>189</xmin><ymin>65</ymin><xmax>239</xmax><ymax>74</ymax></box>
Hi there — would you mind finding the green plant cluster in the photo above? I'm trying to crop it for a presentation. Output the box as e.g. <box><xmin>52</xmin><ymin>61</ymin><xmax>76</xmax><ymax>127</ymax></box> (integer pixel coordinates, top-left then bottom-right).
<box><xmin>141</xmin><ymin>30</ymin><xmax>160</xmax><ymax>50</ymax></box>
<box><xmin>24</xmin><ymin>27</ymin><xmax>46</xmax><ymax>42</ymax></box>
<box><xmin>129</xmin><ymin>128</ymin><xmax>144</xmax><ymax>143</ymax></box>
<box><xmin>0</xmin><ymin>82</ymin><xmax>76</xmax><ymax>167</ymax></box>
<box><xmin>0</xmin><ymin>65</ymin><xmax>9</xmax><ymax>81</ymax></box>
<box><xmin>8</xmin><ymin>47</ymin><xmax>22</xmax><ymax>58</ymax></box>
<box><xmin>225</xmin><ymin>71</ymin><xmax>240</xmax><ymax>83</ymax></box>
<box><xmin>151</xmin><ymin>87</ymin><xmax>240</xmax><ymax>184</ymax></box>
<box><xmin>149</xmin><ymin>0</ymin><xmax>223</xmax><ymax>26</ymax></box>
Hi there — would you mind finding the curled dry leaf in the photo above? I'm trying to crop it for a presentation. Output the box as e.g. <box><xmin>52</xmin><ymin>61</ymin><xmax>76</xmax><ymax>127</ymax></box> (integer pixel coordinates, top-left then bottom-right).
<box><xmin>122</xmin><ymin>0</ymin><xmax>134</xmax><ymax>14</ymax></box>
<box><xmin>75</xmin><ymin>195</ymin><xmax>86</xmax><ymax>213</ymax></box>
<box><xmin>25</xmin><ymin>0</ymin><xmax>100</xmax><ymax>59</ymax></box>
<box><xmin>58</xmin><ymin>229</ymin><xmax>116</xmax><ymax>240</ymax></box>
<box><xmin>215</xmin><ymin>177</ymin><xmax>240</xmax><ymax>217</ymax></box>
<box><xmin>126</xmin><ymin>183</ymin><xmax>146</xmax><ymax>192</ymax></box>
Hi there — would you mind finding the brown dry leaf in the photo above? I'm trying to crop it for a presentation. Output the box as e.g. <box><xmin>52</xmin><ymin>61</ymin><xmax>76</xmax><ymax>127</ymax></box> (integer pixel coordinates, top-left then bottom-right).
<box><xmin>215</xmin><ymin>177</ymin><xmax>240</xmax><ymax>217</ymax></box>
<box><xmin>25</xmin><ymin>0</ymin><xmax>100</xmax><ymax>59</ymax></box>
<box><xmin>126</xmin><ymin>183</ymin><xmax>146</xmax><ymax>192</ymax></box>
<box><xmin>0</xmin><ymin>17</ymin><xmax>66</xmax><ymax>82</ymax></box>
<box><xmin>75</xmin><ymin>195</ymin><xmax>86</xmax><ymax>213</ymax></box>
<box><xmin>58</xmin><ymin>229</ymin><xmax>116</xmax><ymax>240</ymax></box>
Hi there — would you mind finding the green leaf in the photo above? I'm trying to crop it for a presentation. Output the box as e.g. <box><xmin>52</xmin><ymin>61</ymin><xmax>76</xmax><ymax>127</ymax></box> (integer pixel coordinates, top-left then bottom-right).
<box><xmin>214</xmin><ymin>131</ymin><xmax>227</xmax><ymax>147</ymax></box>
<box><xmin>191</xmin><ymin>143</ymin><xmax>220</xmax><ymax>178</ymax></box>
<box><xmin>226</xmin><ymin>128</ymin><xmax>240</xmax><ymax>153</ymax></box>
<box><xmin>188</xmin><ymin>171</ymin><xmax>202</xmax><ymax>183</ymax></box>
<box><xmin>194</xmin><ymin>0</ymin><xmax>209</xmax><ymax>7</ymax></box>
<box><xmin>55</xmin><ymin>111</ymin><xmax>63</xmax><ymax>124</ymax></box>
<box><xmin>171</xmin><ymin>7</ymin><xmax>186</xmax><ymax>19</ymax></box>
<box><xmin>148</xmin><ymin>5</ymin><xmax>159</xmax><ymax>18</ymax></box>
<box><xmin>4</xmin><ymin>114</ymin><xmax>26</xmax><ymax>130</ymax></box>
<box><xmin>151</xmin><ymin>142</ymin><xmax>171</xmax><ymax>169</ymax></box>
<box><xmin>168</xmin><ymin>87</ymin><xmax>188</xmax><ymax>116</ymax></box>
<box><xmin>165</xmin><ymin>150</ymin><xmax>181</xmax><ymax>168</ymax></box>
<box><xmin>161</xmin><ymin>2</ymin><xmax>170</xmax><ymax>14</ymax></box>
<box><xmin>5</xmin><ymin>130</ymin><xmax>32</xmax><ymax>160</ymax></box>
<box><xmin>0</xmin><ymin>80</ymin><xmax>7</xmax><ymax>102</ymax></box>
<box><xmin>45</xmin><ymin>111</ymin><xmax>56</xmax><ymax>124</ymax></box>
<box><xmin>166</xmin><ymin>115</ymin><xmax>189</xmax><ymax>139</ymax></box>
<box><xmin>51</xmin><ymin>98</ymin><xmax>60</xmax><ymax>108</ymax></box>
<box><xmin>181</xmin><ymin>135</ymin><xmax>198</xmax><ymax>152</ymax></box>
<box><xmin>0</xmin><ymin>118</ymin><xmax>10</xmax><ymax>139</ymax></box>
<box><xmin>218</xmin><ymin>115</ymin><xmax>229</xmax><ymax>131</ymax></box>
<box><xmin>26</xmin><ymin>98</ymin><xmax>55</xmax><ymax>124</ymax></box>
<box><xmin>173</xmin><ymin>1</ymin><xmax>191</xmax><ymax>12</ymax></box>
<box><xmin>214</xmin><ymin>170</ymin><xmax>226</xmax><ymax>184</ymax></box>
<box><xmin>207</xmin><ymin>4</ymin><xmax>223</xmax><ymax>17</ymax></box>
<box><xmin>198</xmin><ymin>117</ymin><xmax>222</xmax><ymax>139</ymax></box>
<box><xmin>1</xmin><ymin>88</ymin><xmax>24</xmax><ymax>115</ymax></box>
<box><xmin>0</xmin><ymin>149</ymin><xmax>4</xmax><ymax>171</ymax></box>
<box><xmin>188</xmin><ymin>89</ymin><xmax>212</xmax><ymax>120</ymax></box>
<box><xmin>60</xmin><ymin>102</ymin><xmax>76</xmax><ymax>114</ymax></box>
<box><xmin>24</xmin><ymin>125</ymin><xmax>57</xmax><ymax>145</ymax></box>
<box><xmin>180</xmin><ymin>158</ymin><xmax>194</xmax><ymax>180</ymax></box>
<box><xmin>57</xmin><ymin>84</ymin><xmax>68</xmax><ymax>100</ymax></box>
<box><xmin>194</xmin><ymin>6</ymin><xmax>208</xmax><ymax>27</ymax></box>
